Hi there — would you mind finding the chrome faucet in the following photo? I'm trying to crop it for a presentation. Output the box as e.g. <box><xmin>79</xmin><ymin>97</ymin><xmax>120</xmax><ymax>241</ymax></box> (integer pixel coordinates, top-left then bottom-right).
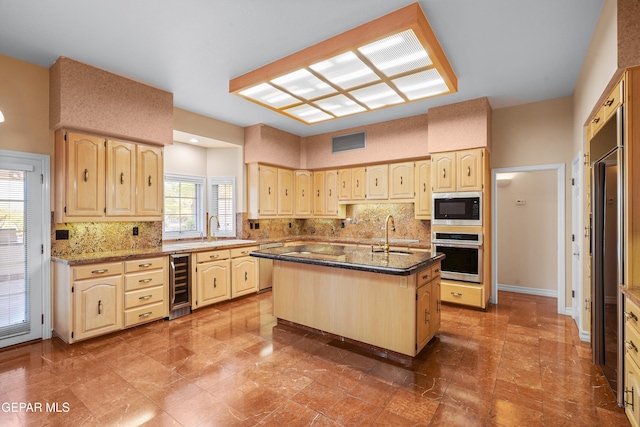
<box><xmin>382</xmin><ymin>214</ymin><xmax>395</xmax><ymax>253</ymax></box>
<box><xmin>207</xmin><ymin>215</ymin><xmax>220</xmax><ymax>241</ymax></box>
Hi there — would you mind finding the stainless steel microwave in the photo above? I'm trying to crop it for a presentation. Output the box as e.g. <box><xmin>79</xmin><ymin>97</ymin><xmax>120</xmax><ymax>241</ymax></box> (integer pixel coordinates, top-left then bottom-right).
<box><xmin>432</xmin><ymin>192</ymin><xmax>482</xmax><ymax>226</ymax></box>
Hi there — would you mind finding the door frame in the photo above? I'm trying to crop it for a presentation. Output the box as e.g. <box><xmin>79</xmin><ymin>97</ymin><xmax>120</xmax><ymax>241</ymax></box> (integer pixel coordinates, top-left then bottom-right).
<box><xmin>571</xmin><ymin>152</ymin><xmax>584</xmax><ymax>333</ymax></box>
<box><xmin>0</xmin><ymin>149</ymin><xmax>51</xmax><ymax>345</ymax></box>
<box><xmin>491</xmin><ymin>163</ymin><xmax>566</xmax><ymax>314</ymax></box>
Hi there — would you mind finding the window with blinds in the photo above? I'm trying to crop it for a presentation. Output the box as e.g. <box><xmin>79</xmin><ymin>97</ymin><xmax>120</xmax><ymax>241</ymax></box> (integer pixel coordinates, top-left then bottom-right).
<box><xmin>209</xmin><ymin>177</ymin><xmax>236</xmax><ymax>237</ymax></box>
<box><xmin>163</xmin><ymin>173</ymin><xmax>205</xmax><ymax>239</ymax></box>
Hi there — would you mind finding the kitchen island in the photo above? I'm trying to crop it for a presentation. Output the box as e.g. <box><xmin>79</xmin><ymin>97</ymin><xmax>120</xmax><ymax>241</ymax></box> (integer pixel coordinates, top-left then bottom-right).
<box><xmin>251</xmin><ymin>244</ymin><xmax>444</xmax><ymax>358</ymax></box>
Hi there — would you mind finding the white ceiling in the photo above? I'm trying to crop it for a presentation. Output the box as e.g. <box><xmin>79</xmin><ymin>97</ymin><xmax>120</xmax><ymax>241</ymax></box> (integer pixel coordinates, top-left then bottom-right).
<box><xmin>0</xmin><ymin>0</ymin><xmax>604</xmax><ymax>140</ymax></box>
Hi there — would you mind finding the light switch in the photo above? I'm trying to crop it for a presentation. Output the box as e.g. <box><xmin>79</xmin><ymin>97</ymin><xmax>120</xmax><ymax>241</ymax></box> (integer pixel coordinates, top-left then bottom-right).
<box><xmin>516</xmin><ymin>199</ymin><xmax>526</xmax><ymax>205</ymax></box>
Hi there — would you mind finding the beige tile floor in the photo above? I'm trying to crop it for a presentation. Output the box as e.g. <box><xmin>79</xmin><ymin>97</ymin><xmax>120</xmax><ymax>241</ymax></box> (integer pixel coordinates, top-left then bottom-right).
<box><xmin>0</xmin><ymin>291</ymin><xmax>631</xmax><ymax>426</ymax></box>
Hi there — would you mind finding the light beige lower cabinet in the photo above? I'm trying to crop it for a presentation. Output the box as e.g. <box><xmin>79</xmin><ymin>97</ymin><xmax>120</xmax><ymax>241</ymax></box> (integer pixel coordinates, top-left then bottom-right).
<box><xmin>441</xmin><ymin>281</ymin><xmax>484</xmax><ymax>308</ymax></box>
<box><xmin>416</xmin><ymin>264</ymin><xmax>441</xmax><ymax>352</ymax></box>
<box><xmin>231</xmin><ymin>246</ymin><xmax>258</xmax><ymax>297</ymax></box>
<box><xmin>194</xmin><ymin>249</ymin><xmax>231</xmax><ymax>309</ymax></box>
<box><xmin>123</xmin><ymin>257</ymin><xmax>167</xmax><ymax>327</ymax></box>
<box><xmin>53</xmin><ymin>256</ymin><xmax>168</xmax><ymax>343</ymax></box>
<box><xmin>626</xmin><ymin>297</ymin><xmax>640</xmax><ymax>426</ymax></box>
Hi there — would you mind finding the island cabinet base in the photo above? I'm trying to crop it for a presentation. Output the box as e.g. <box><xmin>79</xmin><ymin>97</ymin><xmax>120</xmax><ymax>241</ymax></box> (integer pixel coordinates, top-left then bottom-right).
<box><xmin>273</xmin><ymin>260</ymin><xmax>438</xmax><ymax>357</ymax></box>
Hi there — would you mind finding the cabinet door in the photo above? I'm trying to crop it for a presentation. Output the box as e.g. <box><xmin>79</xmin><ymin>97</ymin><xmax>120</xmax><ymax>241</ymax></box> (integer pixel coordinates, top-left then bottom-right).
<box><xmin>277</xmin><ymin>168</ymin><xmax>293</xmax><ymax>216</ymax></box>
<box><xmin>231</xmin><ymin>257</ymin><xmax>258</xmax><ymax>297</ymax></box>
<box><xmin>414</xmin><ymin>160</ymin><xmax>432</xmax><ymax>219</ymax></box>
<box><xmin>74</xmin><ymin>276</ymin><xmax>123</xmax><ymax>341</ymax></box>
<box><xmin>416</xmin><ymin>282</ymin><xmax>432</xmax><ymax>351</ymax></box>
<box><xmin>352</xmin><ymin>167</ymin><xmax>366</xmax><ymax>200</ymax></box>
<box><xmin>456</xmin><ymin>149</ymin><xmax>483</xmax><ymax>192</ymax></box>
<box><xmin>389</xmin><ymin>162</ymin><xmax>414</xmax><ymax>199</ymax></box>
<box><xmin>325</xmin><ymin>170</ymin><xmax>340</xmax><ymax>216</ymax></box>
<box><xmin>196</xmin><ymin>260</ymin><xmax>230</xmax><ymax>308</ymax></box>
<box><xmin>66</xmin><ymin>133</ymin><xmax>106</xmax><ymax>217</ymax></box>
<box><xmin>626</xmin><ymin>354</ymin><xmax>640</xmax><ymax>427</ymax></box>
<box><xmin>366</xmin><ymin>164</ymin><xmax>388</xmax><ymax>200</ymax></box>
<box><xmin>295</xmin><ymin>170</ymin><xmax>313</xmax><ymax>217</ymax></box>
<box><xmin>106</xmin><ymin>140</ymin><xmax>136</xmax><ymax>216</ymax></box>
<box><xmin>431</xmin><ymin>278</ymin><xmax>441</xmax><ymax>334</ymax></box>
<box><xmin>313</xmin><ymin>171</ymin><xmax>325</xmax><ymax>216</ymax></box>
<box><xmin>431</xmin><ymin>153</ymin><xmax>455</xmax><ymax>193</ymax></box>
<box><xmin>338</xmin><ymin>169</ymin><xmax>352</xmax><ymax>200</ymax></box>
<box><xmin>258</xmin><ymin>165</ymin><xmax>278</xmax><ymax>216</ymax></box>
<box><xmin>136</xmin><ymin>145</ymin><xmax>164</xmax><ymax>216</ymax></box>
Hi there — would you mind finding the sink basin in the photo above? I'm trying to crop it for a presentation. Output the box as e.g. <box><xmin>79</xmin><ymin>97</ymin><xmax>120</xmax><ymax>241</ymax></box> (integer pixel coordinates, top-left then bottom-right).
<box><xmin>372</xmin><ymin>249</ymin><xmax>414</xmax><ymax>256</ymax></box>
<box><xmin>174</xmin><ymin>239</ymin><xmax>256</xmax><ymax>249</ymax></box>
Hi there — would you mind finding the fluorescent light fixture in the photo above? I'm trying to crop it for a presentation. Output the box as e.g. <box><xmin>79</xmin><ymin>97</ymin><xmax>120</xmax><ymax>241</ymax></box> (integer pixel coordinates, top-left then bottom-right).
<box><xmin>229</xmin><ymin>3</ymin><xmax>457</xmax><ymax>124</ymax></box>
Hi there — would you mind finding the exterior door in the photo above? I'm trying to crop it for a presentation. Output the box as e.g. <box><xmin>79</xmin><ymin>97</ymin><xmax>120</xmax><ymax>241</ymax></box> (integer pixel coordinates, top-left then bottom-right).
<box><xmin>0</xmin><ymin>150</ymin><xmax>49</xmax><ymax>348</ymax></box>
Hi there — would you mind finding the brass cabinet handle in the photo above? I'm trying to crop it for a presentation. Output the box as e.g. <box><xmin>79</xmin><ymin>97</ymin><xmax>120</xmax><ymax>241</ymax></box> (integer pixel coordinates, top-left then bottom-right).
<box><xmin>84</xmin><ymin>169</ymin><xmax>89</xmax><ymax>182</ymax></box>
<box><xmin>91</xmin><ymin>269</ymin><xmax>108</xmax><ymax>274</ymax></box>
<box><xmin>422</xmin><ymin>274</ymin><xmax>430</xmax><ymax>281</ymax></box>
<box><xmin>625</xmin><ymin>340</ymin><xmax>638</xmax><ymax>353</ymax></box>
<box><xmin>375</xmin><ymin>178</ymin><xmax>378</xmax><ymax>186</ymax></box>
<box><xmin>302</xmin><ymin>189</ymin><xmax>305</xmax><ymax>197</ymax></box>
<box><xmin>329</xmin><ymin>189</ymin><xmax>331</xmax><ymax>197</ymax></box>
<box><xmin>138</xmin><ymin>312</ymin><xmax>152</xmax><ymax>318</ymax></box>
<box><xmin>400</xmin><ymin>176</ymin><xmax>403</xmax><ymax>185</ymax></box>
<box><xmin>139</xmin><ymin>263</ymin><xmax>152</xmax><ymax>268</ymax></box>
<box><xmin>442</xmin><ymin>168</ymin><xmax>446</xmax><ymax>179</ymax></box>
<box><xmin>423</xmin><ymin>183</ymin><xmax>426</xmax><ymax>192</ymax></box>
<box><xmin>593</xmin><ymin>117</ymin><xmax>600</xmax><ymax>124</ymax></box>
<box><xmin>342</xmin><ymin>181</ymin><xmax>345</xmax><ymax>188</ymax></box>
<box><xmin>138</xmin><ymin>294</ymin><xmax>152</xmax><ymax>300</ymax></box>
<box><xmin>433</xmin><ymin>268</ymin><xmax>440</xmax><ymax>274</ymax></box>
<box><xmin>285</xmin><ymin>189</ymin><xmax>288</xmax><ymax>196</ymax></box>
<box><xmin>210</xmin><ymin>254</ymin><xmax>219</xmax><ymax>259</ymax></box>
<box><xmin>268</xmin><ymin>186</ymin><xmax>271</xmax><ymax>195</ymax></box>
<box><xmin>213</xmin><ymin>277</ymin><xmax>217</xmax><ymax>288</ymax></box>
<box><xmin>625</xmin><ymin>311</ymin><xmax>638</xmax><ymax>322</ymax></box>
<box><xmin>467</xmin><ymin>166</ymin><xmax>471</xmax><ymax>177</ymax></box>
<box><xmin>120</xmin><ymin>172</ymin><xmax>124</xmax><ymax>184</ymax></box>
<box><xmin>604</xmin><ymin>98</ymin><xmax>615</xmax><ymax>107</ymax></box>
<box><xmin>139</xmin><ymin>278</ymin><xmax>153</xmax><ymax>283</ymax></box>
<box><xmin>98</xmin><ymin>300</ymin><xmax>103</xmax><ymax>315</ymax></box>
<box><xmin>424</xmin><ymin>309</ymin><xmax>428</xmax><ymax>324</ymax></box>
<box><xmin>451</xmin><ymin>292</ymin><xmax>462</xmax><ymax>297</ymax></box>
<box><xmin>624</xmin><ymin>387</ymin><xmax>635</xmax><ymax>410</ymax></box>
<box><xmin>356</xmin><ymin>179</ymin><xmax>359</xmax><ymax>188</ymax></box>
<box><xmin>317</xmin><ymin>189</ymin><xmax>320</xmax><ymax>197</ymax></box>
<box><xmin>148</xmin><ymin>175</ymin><xmax>152</xmax><ymax>186</ymax></box>
<box><xmin>241</xmin><ymin>250</ymin><xmax>249</xmax><ymax>254</ymax></box>
<box><xmin>244</xmin><ymin>271</ymin><xmax>248</xmax><ymax>281</ymax></box>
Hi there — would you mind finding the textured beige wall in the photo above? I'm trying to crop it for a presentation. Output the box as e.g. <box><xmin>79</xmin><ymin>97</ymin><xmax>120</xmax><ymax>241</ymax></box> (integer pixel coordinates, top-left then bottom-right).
<box><xmin>618</xmin><ymin>0</ymin><xmax>640</xmax><ymax>69</ymax></box>
<box><xmin>497</xmin><ymin>170</ymin><xmax>557</xmax><ymax>292</ymax></box>
<box><xmin>244</xmin><ymin>124</ymin><xmax>302</xmax><ymax>168</ymax></box>
<box><xmin>301</xmin><ymin>114</ymin><xmax>429</xmax><ymax>169</ymax></box>
<box><xmin>0</xmin><ymin>54</ymin><xmax>52</xmax><ymax>157</ymax></box>
<box><xmin>427</xmin><ymin>97</ymin><xmax>492</xmax><ymax>153</ymax></box>
<box><xmin>49</xmin><ymin>57</ymin><xmax>173</xmax><ymax>145</ymax></box>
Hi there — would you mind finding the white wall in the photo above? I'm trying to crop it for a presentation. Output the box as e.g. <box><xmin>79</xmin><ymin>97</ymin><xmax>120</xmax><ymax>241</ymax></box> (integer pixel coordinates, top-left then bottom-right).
<box><xmin>206</xmin><ymin>147</ymin><xmax>245</xmax><ymax>212</ymax></box>
<box><xmin>497</xmin><ymin>170</ymin><xmax>557</xmax><ymax>294</ymax></box>
<box><xmin>164</xmin><ymin>141</ymin><xmax>207</xmax><ymax>177</ymax></box>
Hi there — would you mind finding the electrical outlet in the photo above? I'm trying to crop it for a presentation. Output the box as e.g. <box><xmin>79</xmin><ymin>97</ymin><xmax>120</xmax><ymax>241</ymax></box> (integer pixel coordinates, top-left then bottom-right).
<box><xmin>132</xmin><ymin>226</ymin><xmax>139</xmax><ymax>236</ymax></box>
<box><xmin>255</xmin><ymin>223</ymin><xmax>260</xmax><ymax>230</ymax></box>
<box><xmin>55</xmin><ymin>230</ymin><xmax>69</xmax><ymax>240</ymax></box>
<box><xmin>341</xmin><ymin>222</ymin><xmax>345</xmax><ymax>228</ymax></box>
<box><xmin>250</xmin><ymin>223</ymin><xmax>254</xmax><ymax>229</ymax></box>
<box><xmin>289</xmin><ymin>222</ymin><xmax>292</xmax><ymax>228</ymax></box>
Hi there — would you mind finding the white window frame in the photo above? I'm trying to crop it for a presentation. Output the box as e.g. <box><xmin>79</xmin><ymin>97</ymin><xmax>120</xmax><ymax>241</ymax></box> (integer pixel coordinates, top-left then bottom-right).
<box><xmin>163</xmin><ymin>173</ymin><xmax>206</xmax><ymax>240</ymax></box>
<box><xmin>209</xmin><ymin>176</ymin><xmax>236</xmax><ymax>238</ymax></box>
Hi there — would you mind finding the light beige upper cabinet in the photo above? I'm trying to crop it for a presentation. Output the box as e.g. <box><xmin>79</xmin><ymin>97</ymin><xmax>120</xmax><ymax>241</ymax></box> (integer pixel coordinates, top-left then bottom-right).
<box><xmin>56</xmin><ymin>132</ymin><xmax>106</xmax><ymax>221</ymax></box>
<box><xmin>295</xmin><ymin>170</ymin><xmax>313</xmax><ymax>217</ymax></box>
<box><xmin>414</xmin><ymin>160</ymin><xmax>431</xmax><ymax>219</ymax></box>
<box><xmin>277</xmin><ymin>168</ymin><xmax>294</xmax><ymax>216</ymax></box>
<box><xmin>389</xmin><ymin>162</ymin><xmax>414</xmax><ymax>200</ymax></box>
<box><xmin>338</xmin><ymin>169</ymin><xmax>352</xmax><ymax>200</ymax></box>
<box><xmin>136</xmin><ymin>144</ymin><xmax>164</xmax><ymax>217</ymax></box>
<box><xmin>106</xmin><ymin>140</ymin><xmax>136</xmax><ymax>216</ymax></box>
<box><xmin>247</xmin><ymin>163</ymin><xmax>277</xmax><ymax>218</ymax></box>
<box><xmin>352</xmin><ymin>167</ymin><xmax>366</xmax><ymax>200</ymax></box>
<box><xmin>313</xmin><ymin>170</ymin><xmax>325</xmax><ymax>216</ymax></box>
<box><xmin>366</xmin><ymin>164</ymin><xmax>388</xmax><ymax>200</ymax></box>
<box><xmin>55</xmin><ymin>130</ymin><xmax>163</xmax><ymax>222</ymax></box>
<box><xmin>431</xmin><ymin>148</ymin><xmax>484</xmax><ymax>193</ymax></box>
<box><xmin>325</xmin><ymin>170</ymin><xmax>344</xmax><ymax>217</ymax></box>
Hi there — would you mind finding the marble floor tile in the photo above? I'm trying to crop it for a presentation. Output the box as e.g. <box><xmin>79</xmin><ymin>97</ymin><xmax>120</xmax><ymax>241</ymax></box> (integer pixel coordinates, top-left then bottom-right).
<box><xmin>0</xmin><ymin>291</ymin><xmax>630</xmax><ymax>426</ymax></box>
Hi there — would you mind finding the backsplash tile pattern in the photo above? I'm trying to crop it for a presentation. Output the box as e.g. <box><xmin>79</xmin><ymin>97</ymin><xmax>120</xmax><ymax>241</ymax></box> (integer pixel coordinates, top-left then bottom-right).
<box><xmin>242</xmin><ymin>203</ymin><xmax>431</xmax><ymax>244</ymax></box>
<box><xmin>52</xmin><ymin>221</ymin><xmax>162</xmax><ymax>256</ymax></box>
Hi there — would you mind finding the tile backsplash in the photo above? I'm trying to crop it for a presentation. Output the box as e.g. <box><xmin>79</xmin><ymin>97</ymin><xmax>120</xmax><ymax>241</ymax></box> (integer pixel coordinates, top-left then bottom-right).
<box><xmin>52</xmin><ymin>220</ymin><xmax>162</xmax><ymax>256</ymax></box>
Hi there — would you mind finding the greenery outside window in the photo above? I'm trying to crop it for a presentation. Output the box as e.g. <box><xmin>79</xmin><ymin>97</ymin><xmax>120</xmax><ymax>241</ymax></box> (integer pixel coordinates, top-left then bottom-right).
<box><xmin>164</xmin><ymin>173</ymin><xmax>205</xmax><ymax>239</ymax></box>
<box><xmin>209</xmin><ymin>177</ymin><xmax>235</xmax><ymax>238</ymax></box>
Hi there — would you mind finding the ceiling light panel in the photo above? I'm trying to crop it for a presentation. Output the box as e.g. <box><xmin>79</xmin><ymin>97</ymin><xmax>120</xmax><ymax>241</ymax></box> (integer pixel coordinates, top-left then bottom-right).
<box><xmin>310</xmin><ymin>52</ymin><xmax>380</xmax><ymax>89</ymax></box>
<box><xmin>271</xmin><ymin>69</ymin><xmax>337</xmax><ymax>100</ymax></box>
<box><xmin>358</xmin><ymin>29</ymin><xmax>432</xmax><ymax>77</ymax></box>
<box><xmin>229</xmin><ymin>3</ymin><xmax>457</xmax><ymax>124</ymax></box>
<box><xmin>350</xmin><ymin>83</ymin><xmax>405</xmax><ymax>109</ymax></box>
<box><xmin>313</xmin><ymin>94</ymin><xmax>367</xmax><ymax>117</ymax></box>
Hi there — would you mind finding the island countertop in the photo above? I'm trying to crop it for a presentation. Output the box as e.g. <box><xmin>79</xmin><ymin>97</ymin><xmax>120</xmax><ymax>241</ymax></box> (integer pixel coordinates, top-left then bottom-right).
<box><xmin>250</xmin><ymin>244</ymin><xmax>444</xmax><ymax>276</ymax></box>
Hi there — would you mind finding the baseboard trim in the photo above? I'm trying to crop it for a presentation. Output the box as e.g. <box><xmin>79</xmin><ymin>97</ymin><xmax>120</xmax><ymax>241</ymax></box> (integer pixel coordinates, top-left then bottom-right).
<box><xmin>497</xmin><ymin>283</ymin><xmax>558</xmax><ymax>298</ymax></box>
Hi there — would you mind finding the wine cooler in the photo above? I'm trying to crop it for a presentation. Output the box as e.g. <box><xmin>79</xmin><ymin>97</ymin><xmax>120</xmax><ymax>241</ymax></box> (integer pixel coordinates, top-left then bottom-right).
<box><xmin>169</xmin><ymin>254</ymin><xmax>191</xmax><ymax>319</ymax></box>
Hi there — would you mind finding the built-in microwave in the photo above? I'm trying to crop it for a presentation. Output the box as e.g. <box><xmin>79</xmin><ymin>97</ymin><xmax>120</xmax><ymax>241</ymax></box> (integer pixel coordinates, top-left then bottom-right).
<box><xmin>432</xmin><ymin>192</ymin><xmax>482</xmax><ymax>226</ymax></box>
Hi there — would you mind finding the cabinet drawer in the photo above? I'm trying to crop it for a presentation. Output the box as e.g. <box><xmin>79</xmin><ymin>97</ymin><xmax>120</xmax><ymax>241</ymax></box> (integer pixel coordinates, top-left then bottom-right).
<box><xmin>231</xmin><ymin>246</ymin><xmax>258</xmax><ymax>258</ymax></box>
<box><xmin>417</xmin><ymin>267</ymin><xmax>433</xmax><ymax>288</ymax></box>
<box><xmin>441</xmin><ymin>282</ymin><xmax>483</xmax><ymax>307</ymax></box>
<box><xmin>124</xmin><ymin>285</ymin><xmax>164</xmax><ymax>309</ymax></box>
<box><xmin>626</xmin><ymin>298</ymin><xmax>640</xmax><ymax>332</ymax></box>
<box><xmin>627</xmin><ymin>322</ymin><xmax>640</xmax><ymax>368</ymax></box>
<box><xmin>125</xmin><ymin>257</ymin><xmax>164</xmax><ymax>273</ymax></box>
<box><xmin>125</xmin><ymin>270</ymin><xmax>165</xmax><ymax>291</ymax></box>
<box><xmin>603</xmin><ymin>79</ymin><xmax>623</xmax><ymax>122</ymax></box>
<box><xmin>124</xmin><ymin>301</ymin><xmax>165</xmax><ymax>327</ymax></box>
<box><xmin>432</xmin><ymin>262</ymin><xmax>441</xmax><ymax>278</ymax></box>
<box><xmin>196</xmin><ymin>249</ymin><xmax>230</xmax><ymax>263</ymax></box>
<box><xmin>73</xmin><ymin>262</ymin><xmax>123</xmax><ymax>281</ymax></box>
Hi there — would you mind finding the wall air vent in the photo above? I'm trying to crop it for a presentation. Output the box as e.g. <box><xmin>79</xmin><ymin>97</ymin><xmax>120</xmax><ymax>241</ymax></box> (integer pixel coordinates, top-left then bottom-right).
<box><xmin>332</xmin><ymin>131</ymin><xmax>366</xmax><ymax>153</ymax></box>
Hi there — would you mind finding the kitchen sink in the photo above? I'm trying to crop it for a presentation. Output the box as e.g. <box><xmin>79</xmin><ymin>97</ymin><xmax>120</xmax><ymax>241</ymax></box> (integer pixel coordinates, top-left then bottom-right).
<box><xmin>173</xmin><ymin>239</ymin><xmax>256</xmax><ymax>249</ymax></box>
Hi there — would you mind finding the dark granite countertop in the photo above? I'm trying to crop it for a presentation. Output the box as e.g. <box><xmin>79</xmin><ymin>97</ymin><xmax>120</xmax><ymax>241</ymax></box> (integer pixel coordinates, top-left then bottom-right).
<box><xmin>251</xmin><ymin>244</ymin><xmax>444</xmax><ymax>276</ymax></box>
